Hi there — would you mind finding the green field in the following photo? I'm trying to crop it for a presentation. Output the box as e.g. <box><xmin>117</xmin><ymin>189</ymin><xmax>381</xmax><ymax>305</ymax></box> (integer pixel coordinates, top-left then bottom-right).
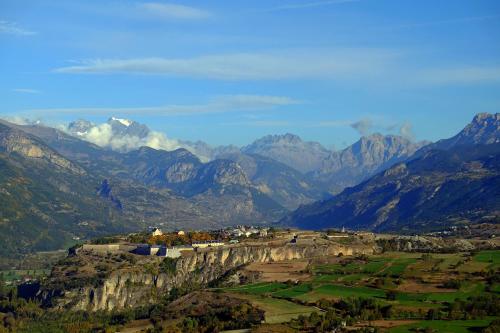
<box><xmin>389</xmin><ymin>319</ymin><xmax>493</xmax><ymax>333</ymax></box>
<box><xmin>224</xmin><ymin>282</ymin><xmax>289</xmax><ymax>295</ymax></box>
<box><xmin>299</xmin><ymin>284</ymin><xmax>386</xmax><ymax>301</ymax></box>
<box><xmin>223</xmin><ymin>250</ymin><xmax>500</xmax><ymax>332</ymax></box>
<box><xmin>474</xmin><ymin>250</ymin><xmax>500</xmax><ymax>267</ymax></box>
<box><xmin>227</xmin><ymin>292</ymin><xmax>320</xmax><ymax>324</ymax></box>
<box><xmin>272</xmin><ymin>283</ymin><xmax>312</xmax><ymax>298</ymax></box>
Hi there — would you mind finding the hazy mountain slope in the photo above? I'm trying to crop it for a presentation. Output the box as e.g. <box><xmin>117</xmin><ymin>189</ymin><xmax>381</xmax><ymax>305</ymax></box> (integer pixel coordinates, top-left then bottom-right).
<box><xmin>60</xmin><ymin>118</ymin><xmax>431</xmax><ymax>197</ymax></box>
<box><xmin>116</xmin><ymin>147</ymin><xmax>285</xmax><ymax>220</ymax></box>
<box><xmin>311</xmin><ymin>134</ymin><xmax>429</xmax><ymax>193</ymax></box>
<box><xmin>0</xmin><ymin>121</ymin><xmax>285</xmax><ymax>257</ymax></box>
<box><xmin>120</xmin><ymin>147</ymin><xmax>250</xmax><ymax>196</ymax></box>
<box><xmin>0</xmin><ymin>122</ymin><xmax>130</xmax><ymax>257</ymax></box>
<box><xmin>242</xmin><ymin>133</ymin><xmax>330</xmax><ymax>173</ymax></box>
<box><xmin>282</xmin><ymin>143</ymin><xmax>500</xmax><ymax>232</ymax></box>
<box><xmin>217</xmin><ymin>152</ymin><xmax>328</xmax><ymax>209</ymax></box>
<box><xmin>10</xmin><ymin>122</ymin><xmax>286</xmax><ymax>226</ymax></box>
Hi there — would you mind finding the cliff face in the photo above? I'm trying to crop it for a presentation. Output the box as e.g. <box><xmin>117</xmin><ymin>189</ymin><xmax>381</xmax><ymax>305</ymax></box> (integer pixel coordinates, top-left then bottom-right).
<box><xmin>43</xmin><ymin>243</ymin><xmax>373</xmax><ymax>311</ymax></box>
<box><xmin>0</xmin><ymin>122</ymin><xmax>85</xmax><ymax>175</ymax></box>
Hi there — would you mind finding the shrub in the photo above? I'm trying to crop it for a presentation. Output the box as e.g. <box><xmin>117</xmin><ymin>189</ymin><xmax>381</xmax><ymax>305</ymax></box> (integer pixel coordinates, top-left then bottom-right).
<box><xmin>159</xmin><ymin>258</ymin><xmax>178</xmax><ymax>275</ymax></box>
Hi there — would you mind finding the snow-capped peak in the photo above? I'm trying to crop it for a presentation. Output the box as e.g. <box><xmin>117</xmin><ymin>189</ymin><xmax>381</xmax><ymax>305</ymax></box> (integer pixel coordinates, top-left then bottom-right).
<box><xmin>110</xmin><ymin>117</ymin><xmax>132</xmax><ymax>127</ymax></box>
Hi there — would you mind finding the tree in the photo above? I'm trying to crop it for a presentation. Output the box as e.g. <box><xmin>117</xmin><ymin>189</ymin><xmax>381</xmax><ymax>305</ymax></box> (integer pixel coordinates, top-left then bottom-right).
<box><xmin>386</xmin><ymin>290</ymin><xmax>398</xmax><ymax>301</ymax></box>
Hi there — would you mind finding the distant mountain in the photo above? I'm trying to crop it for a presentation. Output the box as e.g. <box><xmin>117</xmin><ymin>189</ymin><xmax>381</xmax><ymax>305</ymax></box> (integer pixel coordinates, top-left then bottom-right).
<box><xmin>120</xmin><ymin>147</ymin><xmax>251</xmax><ymax>196</ymax></box>
<box><xmin>311</xmin><ymin>134</ymin><xmax>429</xmax><ymax>193</ymax></box>
<box><xmin>418</xmin><ymin>113</ymin><xmax>500</xmax><ymax>152</ymax></box>
<box><xmin>178</xmin><ymin>139</ymin><xmax>240</xmax><ymax>162</ymax></box>
<box><xmin>107</xmin><ymin>117</ymin><xmax>150</xmax><ymax>138</ymax></box>
<box><xmin>68</xmin><ymin>117</ymin><xmax>150</xmax><ymax>139</ymax></box>
<box><xmin>217</xmin><ymin>152</ymin><xmax>329</xmax><ymax>210</ymax></box>
<box><xmin>242</xmin><ymin>133</ymin><xmax>331</xmax><ymax>173</ymax></box>
<box><xmin>27</xmin><ymin>118</ymin><xmax>434</xmax><ymax>205</ymax></box>
<box><xmin>67</xmin><ymin>119</ymin><xmax>94</xmax><ymax>137</ymax></box>
<box><xmin>0</xmin><ymin>121</ymin><xmax>272</xmax><ymax>256</ymax></box>
<box><xmin>31</xmin><ymin>123</ymin><xmax>284</xmax><ymax>217</ymax></box>
<box><xmin>0</xmin><ymin>121</ymin><xmax>131</xmax><ymax>257</ymax></box>
<box><xmin>282</xmin><ymin>113</ymin><xmax>500</xmax><ymax>232</ymax></box>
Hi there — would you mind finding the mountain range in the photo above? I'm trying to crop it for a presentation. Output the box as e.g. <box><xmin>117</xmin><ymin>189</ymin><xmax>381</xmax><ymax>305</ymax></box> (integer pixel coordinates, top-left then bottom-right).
<box><xmin>282</xmin><ymin>113</ymin><xmax>500</xmax><ymax>232</ymax></box>
<box><xmin>0</xmin><ymin>112</ymin><xmax>498</xmax><ymax>256</ymax></box>
<box><xmin>63</xmin><ymin>117</ymin><xmax>428</xmax><ymax>208</ymax></box>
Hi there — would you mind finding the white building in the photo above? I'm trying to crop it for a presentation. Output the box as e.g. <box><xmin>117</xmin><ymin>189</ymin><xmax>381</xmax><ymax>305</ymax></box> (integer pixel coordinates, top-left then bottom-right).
<box><xmin>151</xmin><ymin>228</ymin><xmax>163</xmax><ymax>237</ymax></box>
<box><xmin>192</xmin><ymin>240</ymin><xmax>225</xmax><ymax>248</ymax></box>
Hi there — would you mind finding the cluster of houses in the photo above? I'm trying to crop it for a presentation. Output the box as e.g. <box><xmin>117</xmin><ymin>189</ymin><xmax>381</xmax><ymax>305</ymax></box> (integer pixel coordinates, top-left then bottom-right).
<box><xmin>80</xmin><ymin>226</ymin><xmax>275</xmax><ymax>259</ymax></box>
<box><xmin>134</xmin><ymin>227</ymin><xmax>235</xmax><ymax>258</ymax></box>
<box><xmin>134</xmin><ymin>226</ymin><xmax>271</xmax><ymax>258</ymax></box>
<box><xmin>228</xmin><ymin>225</ymin><xmax>269</xmax><ymax>238</ymax></box>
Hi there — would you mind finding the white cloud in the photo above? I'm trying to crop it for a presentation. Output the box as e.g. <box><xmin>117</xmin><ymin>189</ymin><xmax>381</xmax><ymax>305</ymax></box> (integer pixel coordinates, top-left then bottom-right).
<box><xmin>222</xmin><ymin>119</ymin><xmax>352</xmax><ymax>128</ymax></box>
<box><xmin>417</xmin><ymin>66</ymin><xmax>500</xmax><ymax>85</ymax></box>
<box><xmin>0</xmin><ymin>20</ymin><xmax>37</xmax><ymax>36</ymax></box>
<box><xmin>53</xmin><ymin>49</ymin><xmax>397</xmax><ymax>80</ymax></box>
<box><xmin>350</xmin><ymin>118</ymin><xmax>373</xmax><ymax>136</ymax></box>
<box><xmin>387</xmin><ymin>14</ymin><xmax>500</xmax><ymax>30</ymax></box>
<box><xmin>267</xmin><ymin>0</ymin><xmax>359</xmax><ymax>11</ymax></box>
<box><xmin>138</xmin><ymin>2</ymin><xmax>211</xmax><ymax>20</ymax></box>
<box><xmin>22</xmin><ymin>94</ymin><xmax>299</xmax><ymax>117</ymax></box>
<box><xmin>12</xmin><ymin>88</ymin><xmax>41</xmax><ymax>94</ymax></box>
<box><xmin>399</xmin><ymin>122</ymin><xmax>414</xmax><ymax>140</ymax></box>
<box><xmin>0</xmin><ymin>116</ymin><xmax>36</xmax><ymax>125</ymax></box>
<box><xmin>80</xmin><ymin>123</ymin><xmax>184</xmax><ymax>152</ymax></box>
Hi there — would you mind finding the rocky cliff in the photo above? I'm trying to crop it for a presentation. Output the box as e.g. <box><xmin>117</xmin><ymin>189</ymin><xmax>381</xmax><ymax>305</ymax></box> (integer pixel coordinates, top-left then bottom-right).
<box><xmin>0</xmin><ymin>122</ymin><xmax>85</xmax><ymax>175</ymax></box>
<box><xmin>311</xmin><ymin>133</ymin><xmax>428</xmax><ymax>193</ymax></box>
<box><xmin>41</xmin><ymin>242</ymin><xmax>373</xmax><ymax>311</ymax></box>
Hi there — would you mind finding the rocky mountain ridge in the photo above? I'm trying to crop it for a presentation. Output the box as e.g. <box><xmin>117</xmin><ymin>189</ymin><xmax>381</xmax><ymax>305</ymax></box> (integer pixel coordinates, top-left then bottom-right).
<box><xmin>283</xmin><ymin>129</ymin><xmax>500</xmax><ymax>232</ymax></box>
<box><xmin>62</xmin><ymin>117</ymin><xmax>432</xmax><ymax>200</ymax></box>
<box><xmin>416</xmin><ymin>112</ymin><xmax>500</xmax><ymax>154</ymax></box>
<box><xmin>241</xmin><ymin>133</ymin><xmax>331</xmax><ymax>173</ymax></box>
<box><xmin>310</xmin><ymin>133</ymin><xmax>429</xmax><ymax>193</ymax></box>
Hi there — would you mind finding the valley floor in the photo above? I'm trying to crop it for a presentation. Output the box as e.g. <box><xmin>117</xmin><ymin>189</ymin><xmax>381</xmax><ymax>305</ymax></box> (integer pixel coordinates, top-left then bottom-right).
<box><xmin>216</xmin><ymin>249</ymin><xmax>500</xmax><ymax>332</ymax></box>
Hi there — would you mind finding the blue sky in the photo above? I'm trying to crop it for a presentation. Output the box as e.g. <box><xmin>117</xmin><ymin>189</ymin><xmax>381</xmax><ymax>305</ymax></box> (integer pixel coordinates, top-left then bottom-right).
<box><xmin>1</xmin><ymin>0</ymin><xmax>500</xmax><ymax>148</ymax></box>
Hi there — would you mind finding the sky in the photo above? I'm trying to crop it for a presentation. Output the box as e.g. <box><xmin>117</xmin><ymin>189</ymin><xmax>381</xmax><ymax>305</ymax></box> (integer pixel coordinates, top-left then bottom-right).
<box><xmin>1</xmin><ymin>0</ymin><xmax>500</xmax><ymax>148</ymax></box>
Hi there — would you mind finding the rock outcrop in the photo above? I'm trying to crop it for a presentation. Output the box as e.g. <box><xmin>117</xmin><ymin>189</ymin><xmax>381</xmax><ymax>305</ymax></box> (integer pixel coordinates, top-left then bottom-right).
<box><xmin>41</xmin><ymin>242</ymin><xmax>373</xmax><ymax>311</ymax></box>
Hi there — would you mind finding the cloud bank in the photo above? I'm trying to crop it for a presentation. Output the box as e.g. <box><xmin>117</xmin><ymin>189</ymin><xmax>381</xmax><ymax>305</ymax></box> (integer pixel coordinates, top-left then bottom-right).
<box><xmin>267</xmin><ymin>0</ymin><xmax>359</xmax><ymax>11</ymax></box>
<box><xmin>0</xmin><ymin>20</ymin><xmax>37</xmax><ymax>36</ymax></box>
<box><xmin>23</xmin><ymin>94</ymin><xmax>299</xmax><ymax>117</ymax></box>
<box><xmin>80</xmin><ymin>122</ymin><xmax>185</xmax><ymax>153</ymax></box>
<box><xmin>138</xmin><ymin>2</ymin><xmax>211</xmax><ymax>20</ymax></box>
<box><xmin>12</xmin><ymin>88</ymin><xmax>41</xmax><ymax>94</ymax></box>
<box><xmin>54</xmin><ymin>50</ymin><xmax>397</xmax><ymax>80</ymax></box>
<box><xmin>417</xmin><ymin>66</ymin><xmax>500</xmax><ymax>85</ymax></box>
